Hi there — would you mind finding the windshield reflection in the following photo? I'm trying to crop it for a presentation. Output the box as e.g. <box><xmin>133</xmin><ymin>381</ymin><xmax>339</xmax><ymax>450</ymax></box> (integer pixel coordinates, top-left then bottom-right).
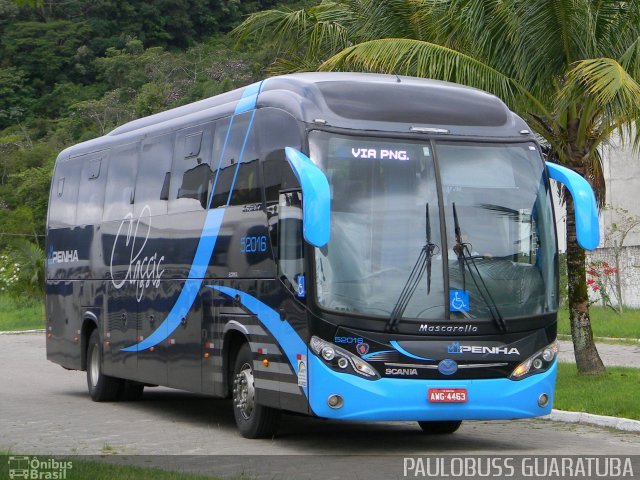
<box><xmin>309</xmin><ymin>132</ymin><xmax>557</xmax><ymax>322</ymax></box>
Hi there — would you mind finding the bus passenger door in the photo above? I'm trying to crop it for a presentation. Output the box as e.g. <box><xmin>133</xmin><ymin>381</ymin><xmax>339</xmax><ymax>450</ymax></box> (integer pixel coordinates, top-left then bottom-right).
<box><xmin>275</xmin><ymin>191</ymin><xmax>311</xmax><ymax>413</ymax></box>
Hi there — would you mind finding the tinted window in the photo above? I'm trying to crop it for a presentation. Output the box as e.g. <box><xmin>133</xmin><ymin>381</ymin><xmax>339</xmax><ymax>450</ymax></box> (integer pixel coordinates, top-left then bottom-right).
<box><xmin>210</xmin><ymin>112</ymin><xmax>258</xmax><ymax>208</ymax></box>
<box><xmin>76</xmin><ymin>154</ymin><xmax>107</xmax><ymax>226</ymax></box>
<box><xmin>278</xmin><ymin>191</ymin><xmax>304</xmax><ymax>291</ymax></box>
<box><xmin>229</xmin><ymin>159</ymin><xmax>261</xmax><ymax>205</ymax></box>
<box><xmin>255</xmin><ymin>108</ymin><xmax>302</xmax><ymax>204</ymax></box>
<box><xmin>136</xmin><ymin>134</ymin><xmax>174</xmax><ymax>216</ymax></box>
<box><xmin>103</xmin><ymin>143</ymin><xmax>138</xmax><ymax>222</ymax></box>
<box><xmin>49</xmin><ymin>156</ymin><xmax>82</xmax><ymax>228</ymax></box>
<box><xmin>170</xmin><ymin>125</ymin><xmax>214</xmax><ymax>212</ymax></box>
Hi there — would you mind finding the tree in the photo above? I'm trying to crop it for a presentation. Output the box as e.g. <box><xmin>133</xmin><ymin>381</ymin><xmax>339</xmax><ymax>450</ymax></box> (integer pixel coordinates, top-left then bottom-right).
<box><xmin>1</xmin><ymin>20</ymin><xmax>91</xmax><ymax>92</ymax></box>
<box><xmin>235</xmin><ymin>0</ymin><xmax>640</xmax><ymax>374</ymax></box>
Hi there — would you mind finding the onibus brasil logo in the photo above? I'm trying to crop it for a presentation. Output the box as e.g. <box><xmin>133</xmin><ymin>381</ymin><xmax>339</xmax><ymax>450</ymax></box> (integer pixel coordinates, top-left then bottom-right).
<box><xmin>8</xmin><ymin>456</ymin><xmax>72</xmax><ymax>479</ymax></box>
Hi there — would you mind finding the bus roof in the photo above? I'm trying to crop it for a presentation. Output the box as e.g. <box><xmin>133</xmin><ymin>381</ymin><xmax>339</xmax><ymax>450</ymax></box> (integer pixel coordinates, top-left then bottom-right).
<box><xmin>57</xmin><ymin>72</ymin><xmax>531</xmax><ymax>160</ymax></box>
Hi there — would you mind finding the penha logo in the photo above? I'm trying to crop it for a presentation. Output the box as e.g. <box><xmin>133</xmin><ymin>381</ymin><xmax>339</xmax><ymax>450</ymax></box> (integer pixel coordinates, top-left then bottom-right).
<box><xmin>447</xmin><ymin>341</ymin><xmax>520</xmax><ymax>356</ymax></box>
<box><xmin>110</xmin><ymin>205</ymin><xmax>165</xmax><ymax>302</ymax></box>
<box><xmin>48</xmin><ymin>250</ymin><xmax>79</xmax><ymax>264</ymax></box>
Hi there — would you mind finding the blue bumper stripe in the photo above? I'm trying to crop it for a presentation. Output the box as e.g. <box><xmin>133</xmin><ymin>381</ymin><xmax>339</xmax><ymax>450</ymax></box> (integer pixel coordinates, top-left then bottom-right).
<box><xmin>309</xmin><ymin>355</ymin><xmax>557</xmax><ymax>421</ymax></box>
<box><xmin>390</xmin><ymin>340</ymin><xmax>434</xmax><ymax>361</ymax></box>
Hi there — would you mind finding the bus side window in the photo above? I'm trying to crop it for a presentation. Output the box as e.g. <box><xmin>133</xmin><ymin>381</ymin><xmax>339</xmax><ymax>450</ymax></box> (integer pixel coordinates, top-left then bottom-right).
<box><xmin>171</xmin><ymin>125</ymin><xmax>215</xmax><ymax>212</ymax></box>
<box><xmin>255</xmin><ymin>108</ymin><xmax>303</xmax><ymax>259</ymax></box>
<box><xmin>49</xmin><ymin>156</ymin><xmax>82</xmax><ymax>228</ymax></box>
<box><xmin>210</xmin><ymin>113</ymin><xmax>256</xmax><ymax>209</ymax></box>
<box><xmin>136</xmin><ymin>133</ymin><xmax>174</xmax><ymax>216</ymax></box>
<box><xmin>278</xmin><ymin>191</ymin><xmax>304</xmax><ymax>293</ymax></box>
<box><xmin>76</xmin><ymin>154</ymin><xmax>107</xmax><ymax>226</ymax></box>
<box><xmin>228</xmin><ymin>158</ymin><xmax>261</xmax><ymax>206</ymax></box>
<box><xmin>103</xmin><ymin>143</ymin><xmax>138</xmax><ymax>222</ymax></box>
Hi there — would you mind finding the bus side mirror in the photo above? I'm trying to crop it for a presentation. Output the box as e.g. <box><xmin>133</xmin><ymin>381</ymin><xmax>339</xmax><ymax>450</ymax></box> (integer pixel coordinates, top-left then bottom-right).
<box><xmin>545</xmin><ymin>162</ymin><xmax>600</xmax><ymax>250</ymax></box>
<box><xmin>284</xmin><ymin>147</ymin><xmax>331</xmax><ymax>247</ymax></box>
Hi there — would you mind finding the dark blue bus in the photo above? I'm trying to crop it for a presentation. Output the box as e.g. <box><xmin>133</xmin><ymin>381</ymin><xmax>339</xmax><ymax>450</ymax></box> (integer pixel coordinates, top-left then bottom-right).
<box><xmin>46</xmin><ymin>73</ymin><xmax>599</xmax><ymax>438</ymax></box>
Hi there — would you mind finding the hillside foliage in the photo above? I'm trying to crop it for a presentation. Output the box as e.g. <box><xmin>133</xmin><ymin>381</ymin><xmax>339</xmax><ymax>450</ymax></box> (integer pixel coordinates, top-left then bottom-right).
<box><xmin>0</xmin><ymin>0</ymin><xmax>305</xmax><ymax>297</ymax></box>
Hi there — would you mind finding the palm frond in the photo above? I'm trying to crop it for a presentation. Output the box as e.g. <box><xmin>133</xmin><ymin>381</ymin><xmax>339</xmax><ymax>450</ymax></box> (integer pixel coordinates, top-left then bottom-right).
<box><xmin>230</xmin><ymin>8</ymin><xmax>312</xmax><ymax>50</ymax></box>
<box><xmin>266</xmin><ymin>55</ymin><xmax>325</xmax><ymax>76</ymax></box>
<box><xmin>565</xmin><ymin>58</ymin><xmax>640</xmax><ymax>110</ymax></box>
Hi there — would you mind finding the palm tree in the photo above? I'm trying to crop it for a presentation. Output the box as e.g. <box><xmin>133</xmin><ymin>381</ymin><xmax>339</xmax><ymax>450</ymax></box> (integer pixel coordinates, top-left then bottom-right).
<box><xmin>234</xmin><ymin>0</ymin><xmax>640</xmax><ymax>374</ymax></box>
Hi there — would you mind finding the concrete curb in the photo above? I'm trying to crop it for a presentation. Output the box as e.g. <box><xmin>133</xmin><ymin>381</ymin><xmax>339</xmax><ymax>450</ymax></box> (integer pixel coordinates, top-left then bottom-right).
<box><xmin>557</xmin><ymin>333</ymin><xmax>640</xmax><ymax>343</ymax></box>
<box><xmin>0</xmin><ymin>329</ymin><xmax>45</xmax><ymax>335</ymax></box>
<box><xmin>543</xmin><ymin>409</ymin><xmax>640</xmax><ymax>432</ymax></box>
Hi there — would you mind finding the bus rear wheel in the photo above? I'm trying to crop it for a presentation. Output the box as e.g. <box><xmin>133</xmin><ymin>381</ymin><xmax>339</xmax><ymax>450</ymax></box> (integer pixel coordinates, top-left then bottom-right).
<box><xmin>232</xmin><ymin>343</ymin><xmax>280</xmax><ymax>438</ymax></box>
<box><xmin>417</xmin><ymin>420</ymin><xmax>462</xmax><ymax>434</ymax></box>
<box><xmin>86</xmin><ymin>329</ymin><xmax>122</xmax><ymax>401</ymax></box>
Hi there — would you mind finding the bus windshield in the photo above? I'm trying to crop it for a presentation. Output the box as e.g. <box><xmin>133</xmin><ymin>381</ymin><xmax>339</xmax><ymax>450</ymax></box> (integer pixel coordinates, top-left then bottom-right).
<box><xmin>308</xmin><ymin>131</ymin><xmax>557</xmax><ymax>322</ymax></box>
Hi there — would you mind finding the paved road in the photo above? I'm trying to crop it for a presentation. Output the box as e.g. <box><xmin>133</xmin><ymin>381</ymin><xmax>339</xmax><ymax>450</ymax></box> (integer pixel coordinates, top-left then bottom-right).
<box><xmin>1</xmin><ymin>334</ymin><xmax>639</xmax><ymax>479</ymax></box>
<box><xmin>558</xmin><ymin>340</ymin><xmax>640</xmax><ymax>368</ymax></box>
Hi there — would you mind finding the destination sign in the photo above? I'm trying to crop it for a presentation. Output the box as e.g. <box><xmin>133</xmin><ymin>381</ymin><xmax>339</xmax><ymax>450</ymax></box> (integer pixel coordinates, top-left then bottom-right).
<box><xmin>350</xmin><ymin>148</ymin><xmax>410</xmax><ymax>161</ymax></box>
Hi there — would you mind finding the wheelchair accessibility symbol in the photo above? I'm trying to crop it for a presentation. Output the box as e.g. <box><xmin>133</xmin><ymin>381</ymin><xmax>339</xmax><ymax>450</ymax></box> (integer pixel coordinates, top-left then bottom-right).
<box><xmin>449</xmin><ymin>290</ymin><xmax>469</xmax><ymax>312</ymax></box>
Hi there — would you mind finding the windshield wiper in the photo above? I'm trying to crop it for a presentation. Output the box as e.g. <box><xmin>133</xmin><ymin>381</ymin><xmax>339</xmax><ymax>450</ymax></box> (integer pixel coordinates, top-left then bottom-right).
<box><xmin>386</xmin><ymin>203</ymin><xmax>438</xmax><ymax>332</ymax></box>
<box><xmin>452</xmin><ymin>203</ymin><xmax>507</xmax><ymax>332</ymax></box>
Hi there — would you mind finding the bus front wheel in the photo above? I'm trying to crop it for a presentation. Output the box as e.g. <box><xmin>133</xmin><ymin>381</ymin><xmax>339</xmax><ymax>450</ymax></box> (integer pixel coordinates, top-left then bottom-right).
<box><xmin>232</xmin><ymin>343</ymin><xmax>280</xmax><ymax>438</ymax></box>
<box><xmin>86</xmin><ymin>329</ymin><xmax>122</xmax><ymax>401</ymax></box>
<box><xmin>417</xmin><ymin>420</ymin><xmax>462</xmax><ymax>434</ymax></box>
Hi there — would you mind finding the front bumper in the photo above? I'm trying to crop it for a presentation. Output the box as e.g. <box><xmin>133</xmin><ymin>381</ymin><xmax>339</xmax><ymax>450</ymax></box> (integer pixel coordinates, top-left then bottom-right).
<box><xmin>308</xmin><ymin>353</ymin><xmax>557</xmax><ymax>421</ymax></box>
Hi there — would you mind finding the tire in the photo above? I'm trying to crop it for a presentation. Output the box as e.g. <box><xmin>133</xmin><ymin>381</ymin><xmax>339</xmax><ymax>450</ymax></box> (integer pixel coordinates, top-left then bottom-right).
<box><xmin>118</xmin><ymin>380</ymin><xmax>144</xmax><ymax>401</ymax></box>
<box><xmin>232</xmin><ymin>343</ymin><xmax>280</xmax><ymax>438</ymax></box>
<box><xmin>417</xmin><ymin>420</ymin><xmax>462</xmax><ymax>434</ymax></box>
<box><xmin>86</xmin><ymin>329</ymin><xmax>122</xmax><ymax>401</ymax></box>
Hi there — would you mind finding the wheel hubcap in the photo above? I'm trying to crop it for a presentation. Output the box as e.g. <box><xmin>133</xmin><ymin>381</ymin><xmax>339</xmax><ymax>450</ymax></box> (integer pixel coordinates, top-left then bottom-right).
<box><xmin>89</xmin><ymin>346</ymin><xmax>99</xmax><ymax>387</ymax></box>
<box><xmin>233</xmin><ymin>363</ymin><xmax>255</xmax><ymax>419</ymax></box>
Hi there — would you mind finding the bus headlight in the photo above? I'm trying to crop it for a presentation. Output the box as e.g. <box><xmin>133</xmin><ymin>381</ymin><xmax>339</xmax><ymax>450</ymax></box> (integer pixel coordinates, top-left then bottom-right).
<box><xmin>310</xmin><ymin>336</ymin><xmax>380</xmax><ymax>379</ymax></box>
<box><xmin>510</xmin><ymin>341</ymin><xmax>558</xmax><ymax>380</ymax></box>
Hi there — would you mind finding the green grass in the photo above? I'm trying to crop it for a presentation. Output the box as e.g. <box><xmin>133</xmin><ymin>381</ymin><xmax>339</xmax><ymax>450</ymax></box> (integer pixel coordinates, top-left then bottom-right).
<box><xmin>0</xmin><ymin>454</ymin><xmax>223</xmax><ymax>480</ymax></box>
<box><xmin>557</xmin><ymin>306</ymin><xmax>640</xmax><ymax>340</ymax></box>
<box><xmin>554</xmin><ymin>363</ymin><xmax>640</xmax><ymax>420</ymax></box>
<box><xmin>0</xmin><ymin>294</ymin><xmax>44</xmax><ymax>331</ymax></box>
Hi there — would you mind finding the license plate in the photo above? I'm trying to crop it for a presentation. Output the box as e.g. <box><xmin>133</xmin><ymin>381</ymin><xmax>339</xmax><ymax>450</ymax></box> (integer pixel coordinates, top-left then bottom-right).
<box><xmin>428</xmin><ymin>388</ymin><xmax>468</xmax><ymax>403</ymax></box>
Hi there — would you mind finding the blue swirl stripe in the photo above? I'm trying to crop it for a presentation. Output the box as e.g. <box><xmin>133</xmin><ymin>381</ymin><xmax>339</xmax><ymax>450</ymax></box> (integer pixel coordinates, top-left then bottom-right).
<box><xmin>122</xmin><ymin>209</ymin><xmax>225</xmax><ymax>352</ymax></box>
<box><xmin>389</xmin><ymin>340</ymin><xmax>435</xmax><ymax>361</ymax></box>
<box><xmin>208</xmin><ymin>285</ymin><xmax>309</xmax><ymax>398</ymax></box>
<box><xmin>121</xmin><ymin>81</ymin><xmax>265</xmax><ymax>352</ymax></box>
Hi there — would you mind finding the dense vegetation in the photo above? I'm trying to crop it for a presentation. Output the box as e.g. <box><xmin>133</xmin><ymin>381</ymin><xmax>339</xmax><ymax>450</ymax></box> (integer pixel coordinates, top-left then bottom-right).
<box><xmin>0</xmin><ymin>0</ymin><xmax>302</xmax><ymax>298</ymax></box>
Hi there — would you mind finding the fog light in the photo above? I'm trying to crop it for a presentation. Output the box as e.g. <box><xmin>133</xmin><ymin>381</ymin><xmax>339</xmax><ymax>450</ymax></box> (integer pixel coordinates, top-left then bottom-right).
<box><xmin>321</xmin><ymin>346</ymin><xmax>336</xmax><ymax>361</ymax></box>
<box><xmin>337</xmin><ymin>357</ymin><xmax>349</xmax><ymax>369</ymax></box>
<box><xmin>327</xmin><ymin>394</ymin><xmax>344</xmax><ymax>409</ymax></box>
<box><xmin>538</xmin><ymin>393</ymin><xmax>549</xmax><ymax>407</ymax></box>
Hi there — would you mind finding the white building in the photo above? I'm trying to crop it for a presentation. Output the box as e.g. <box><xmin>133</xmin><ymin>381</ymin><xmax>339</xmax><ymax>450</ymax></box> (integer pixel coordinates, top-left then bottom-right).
<box><xmin>554</xmin><ymin>137</ymin><xmax>640</xmax><ymax>308</ymax></box>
